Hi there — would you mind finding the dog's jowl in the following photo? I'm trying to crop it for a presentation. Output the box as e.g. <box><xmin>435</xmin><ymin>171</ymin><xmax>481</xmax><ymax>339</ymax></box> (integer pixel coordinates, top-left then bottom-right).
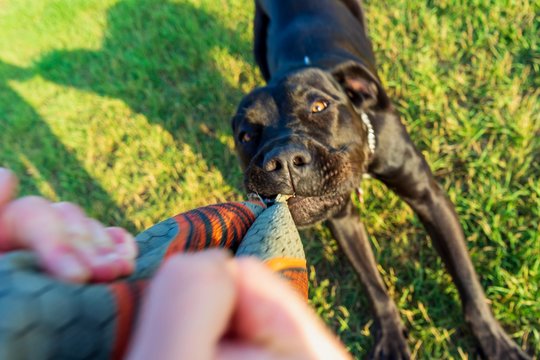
<box><xmin>231</xmin><ymin>0</ymin><xmax>530</xmax><ymax>359</ymax></box>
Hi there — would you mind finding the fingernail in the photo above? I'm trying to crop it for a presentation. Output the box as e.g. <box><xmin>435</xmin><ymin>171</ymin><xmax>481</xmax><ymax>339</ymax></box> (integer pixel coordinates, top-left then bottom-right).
<box><xmin>88</xmin><ymin>220</ymin><xmax>114</xmax><ymax>250</ymax></box>
<box><xmin>115</xmin><ymin>233</ymin><xmax>137</xmax><ymax>259</ymax></box>
<box><xmin>0</xmin><ymin>168</ymin><xmax>16</xmax><ymax>200</ymax></box>
<box><xmin>90</xmin><ymin>253</ymin><xmax>121</xmax><ymax>282</ymax></box>
<box><xmin>54</xmin><ymin>253</ymin><xmax>88</xmax><ymax>282</ymax></box>
<box><xmin>0</xmin><ymin>168</ymin><xmax>14</xmax><ymax>184</ymax></box>
<box><xmin>106</xmin><ymin>227</ymin><xmax>138</xmax><ymax>260</ymax></box>
<box><xmin>93</xmin><ymin>251</ymin><xmax>120</xmax><ymax>267</ymax></box>
<box><xmin>65</xmin><ymin>223</ymin><xmax>90</xmax><ymax>239</ymax></box>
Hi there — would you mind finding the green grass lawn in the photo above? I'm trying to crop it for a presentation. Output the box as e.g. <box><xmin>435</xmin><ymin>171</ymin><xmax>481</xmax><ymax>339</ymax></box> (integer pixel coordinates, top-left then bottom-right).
<box><xmin>0</xmin><ymin>0</ymin><xmax>538</xmax><ymax>358</ymax></box>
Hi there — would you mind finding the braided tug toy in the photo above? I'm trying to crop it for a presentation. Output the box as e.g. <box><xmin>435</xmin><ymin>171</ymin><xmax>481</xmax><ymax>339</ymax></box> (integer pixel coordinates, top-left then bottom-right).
<box><xmin>0</xmin><ymin>195</ymin><xmax>307</xmax><ymax>360</ymax></box>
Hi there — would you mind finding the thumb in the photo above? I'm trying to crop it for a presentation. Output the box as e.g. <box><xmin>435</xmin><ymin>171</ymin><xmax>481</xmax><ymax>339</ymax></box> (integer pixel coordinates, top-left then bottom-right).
<box><xmin>0</xmin><ymin>168</ymin><xmax>19</xmax><ymax>250</ymax></box>
<box><xmin>127</xmin><ymin>250</ymin><xmax>238</xmax><ymax>360</ymax></box>
<box><xmin>219</xmin><ymin>258</ymin><xmax>351</xmax><ymax>360</ymax></box>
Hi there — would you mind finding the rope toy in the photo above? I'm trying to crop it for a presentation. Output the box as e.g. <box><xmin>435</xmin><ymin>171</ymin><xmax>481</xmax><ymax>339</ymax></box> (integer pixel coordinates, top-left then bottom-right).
<box><xmin>0</xmin><ymin>195</ymin><xmax>307</xmax><ymax>360</ymax></box>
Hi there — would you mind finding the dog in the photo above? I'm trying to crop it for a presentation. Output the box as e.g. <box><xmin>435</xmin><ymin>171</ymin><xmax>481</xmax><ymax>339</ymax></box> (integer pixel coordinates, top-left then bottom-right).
<box><xmin>230</xmin><ymin>0</ymin><xmax>530</xmax><ymax>359</ymax></box>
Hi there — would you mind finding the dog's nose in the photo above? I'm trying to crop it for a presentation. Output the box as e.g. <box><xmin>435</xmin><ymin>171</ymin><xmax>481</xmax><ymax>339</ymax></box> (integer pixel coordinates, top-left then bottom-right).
<box><xmin>262</xmin><ymin>146</ymin><xmax>312</xmax><ymax>173</ymax></box>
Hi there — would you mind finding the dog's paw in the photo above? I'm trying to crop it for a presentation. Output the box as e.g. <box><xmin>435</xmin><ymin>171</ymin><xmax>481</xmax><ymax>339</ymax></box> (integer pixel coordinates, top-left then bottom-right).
<box><xmin>368</xmin><ymin>326</ymin><xmax>410</xmax><ymax>360</ymax></box>
<box><xmin>466</xmin><ymin>310</ymin><xmax>531</xmax><ymax>360</ymax></box>
<box><xmin>475</xmin><ymin>326</ymin><xmax>531</xmax><ymax>360</ymax></box>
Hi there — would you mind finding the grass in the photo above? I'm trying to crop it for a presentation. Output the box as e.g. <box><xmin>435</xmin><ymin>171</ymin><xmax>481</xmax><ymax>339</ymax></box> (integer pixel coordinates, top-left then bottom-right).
<box><xmin>0</xmin><ymin>0</ymin><xmax>538</xmax><ymax>358</ymax></box>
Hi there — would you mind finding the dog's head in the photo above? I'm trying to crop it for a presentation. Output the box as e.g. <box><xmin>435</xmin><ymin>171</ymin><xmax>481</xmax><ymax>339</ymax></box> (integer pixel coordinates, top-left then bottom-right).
<box><xmin>232</xmin><ymin>61</ymin><xmax>389</xmax><ymax>226</ymax></box>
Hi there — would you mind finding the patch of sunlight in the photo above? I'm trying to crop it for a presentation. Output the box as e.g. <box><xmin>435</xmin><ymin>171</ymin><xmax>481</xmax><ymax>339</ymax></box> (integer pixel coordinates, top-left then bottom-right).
<box><xmin>0</xmin><ymin>0</ymin><xmax>117</xmax><ymax>66</ymax></box>
<box><xmin>17</xmin><ymin>154</ymin><xmax>59</xmax><ymax>201</ymax></box>
<box><xmin>186</xmin><ymin>0</ymin><xmax>254</xmax><ymax>42</ymax></box>
<box><xmin>8</xmin><ymin>75</ymin><xmax>232</xmax><ymax>228</ymax></box>
<box><xmin>210</xmin><ymin>46</ymin><xmax>261</xmax><ymax>93</ymax></box>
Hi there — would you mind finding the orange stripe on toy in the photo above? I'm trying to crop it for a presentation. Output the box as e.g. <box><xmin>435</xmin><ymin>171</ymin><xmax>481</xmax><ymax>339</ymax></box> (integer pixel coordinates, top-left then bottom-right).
<box><xmin>186</xmin><ymin>210</ymin><xmax>204</xmax><ymax>251</ymax></box>
<box><xmin>264</xmin><ymin>257</ymin><xmax>307</xmax><ymax>273</ymax></box>
<box><xmin>278</xmin><ymin>268</ymin><xmax>309</xmax><ymax>299</ymax></box>
<box><xmin>199</xmin><ymin>207</ymin><xmax>225</xmax><ymax>248</ymax></box>
<box><xmin>164</xmin><ymin>202</ymin><xmax>265</xmax><ymax>258</ymax></box>
<box><xmin>221</xmin><ymin>203</ymin><xmax>251</xmax><ymax>250</ymax></box>
<box><xmin>216</xmin><ymin>205</ymin><xmax>243</xmax><ymax>248</ymax></box>
<box><xmin>216</xmin><ymin>206</ymin><xmax>235</xmax><ymax>249</ymax></box>
<box><xmin>108</xmin><ymin>280</ymin><xmax>146</xmax><ymax>360</ymax></box>
<box><xmin>264</xmin><ymin>257</ymin><xmax>308</xmax><ymax>300</ymax></box>
<box><xmin>165</xmin><ymin>215</ymin><xmax>191</xmax><ymax>258</ymax></box>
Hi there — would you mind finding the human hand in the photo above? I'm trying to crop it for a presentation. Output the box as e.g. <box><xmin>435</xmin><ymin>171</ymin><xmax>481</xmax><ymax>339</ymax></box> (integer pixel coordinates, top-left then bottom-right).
<box><xmin>0</xmin><ymin>167</ymin><xmax>137</xmax><ymax>282</ymax></box>
<box><xmin>127</xmin><ymin>251</ymin><xmax>351</xmax><ymax>360</ymax></box>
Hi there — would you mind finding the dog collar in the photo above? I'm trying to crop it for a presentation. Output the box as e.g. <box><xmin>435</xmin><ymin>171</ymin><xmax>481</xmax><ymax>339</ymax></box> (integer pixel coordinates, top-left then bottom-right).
<box><xmin>361</xmin><ymin>112</ymin><xmax>376</xmax><ymax>154</ymax></box>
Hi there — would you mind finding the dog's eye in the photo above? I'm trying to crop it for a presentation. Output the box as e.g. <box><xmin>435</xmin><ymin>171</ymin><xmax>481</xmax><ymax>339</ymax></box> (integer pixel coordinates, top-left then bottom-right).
<box><xmin>311</xmin><ymin>100</ymin><xmax>328</xmax><ymax>113</ymax></box>
<box><xmin>239</xmin><ymin>131</ymin><xmax>252</xmax><ymax>143</ymax></box>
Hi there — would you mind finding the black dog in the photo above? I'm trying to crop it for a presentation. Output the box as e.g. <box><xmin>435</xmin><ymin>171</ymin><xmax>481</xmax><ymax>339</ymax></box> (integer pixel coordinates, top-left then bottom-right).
<box><xmin>231</xmin><ymin>0</ymin><xmax>529</xmax><ymax>358</ymax></box>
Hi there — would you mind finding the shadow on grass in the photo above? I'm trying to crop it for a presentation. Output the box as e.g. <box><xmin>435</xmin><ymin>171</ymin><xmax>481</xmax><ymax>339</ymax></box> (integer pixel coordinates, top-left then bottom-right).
<box><xmin>0</xmin><ymin>59</ymin><xmax>137</xmax><ymax>229</ymax></box>
<box><xmin>0</xmin><ymin>0</ymin><xmax>253</xmax><ymax>231</ymax></box>
<box><xmin>35</xmin><ymin>0</ymin><xmax>250</xmax><ymax>190</ymax></box>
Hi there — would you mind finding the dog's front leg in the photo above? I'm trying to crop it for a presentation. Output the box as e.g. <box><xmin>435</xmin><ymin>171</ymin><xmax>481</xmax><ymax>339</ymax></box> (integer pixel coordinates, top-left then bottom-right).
<box><xmin>370</xmin><ymin>117</ymin><xmax>530</xmax><ymax>359</ymax></box>
<box><xmin>328</xmin><ymin>202</ymin><xmax>411</xmax><ymax>360</ymax></box>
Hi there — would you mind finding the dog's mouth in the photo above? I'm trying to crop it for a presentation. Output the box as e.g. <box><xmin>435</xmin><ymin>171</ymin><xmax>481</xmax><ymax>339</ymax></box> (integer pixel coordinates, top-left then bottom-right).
<box><xmin>243</xmin><ymin>140</ymin><xmax>363</xmax><ymax>227</ymax></box>
<box><xmin>259</xmin><ymin>192</ymin><xmax>351</xmax><ymax>227</ymax></box>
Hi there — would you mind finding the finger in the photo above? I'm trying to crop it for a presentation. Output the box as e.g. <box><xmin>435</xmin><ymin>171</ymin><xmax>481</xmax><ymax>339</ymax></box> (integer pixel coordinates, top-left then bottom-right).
<box><xmin>107</xmin><ymin>227</ymin><xmax>137</xmax><ymax>260</ymax></box>
<box><xmin>0</xmin><ymin>168</ymin><xmax>18</xmax><ymax>208</ymax></box>
<box><xmin>53</xmin><ymin>202</ymin><xmax>116</xmax><ymax>255</ymax></box>
<box><xmin>0</xmin><ymin>168</ymin><xmax>19</xmax><ymax>250</ymax></box>
<box><xmin>1</xmin><ymin>196</ymin><xmax>89</xmax><ymax>281</ymax></box>
<box><xmin>52</xmin><ymin>202</ymin><xmax>124</xmax><ymax>282</ymax></box>
<box><xmin>228</xmin><ymin>258</ymin><xmax>351</xmax><ymax>360</ymax></box>
<box><xmin>84</xmin><ymin>219</ymin><xmax>125</xmax><ymax>281</ymax></box>
<box><xmin>106</xmin><ymin>226</ymin><xmax>137</xmax><ymax>276</ymax></box>
<box><xmin>216</xmin><ymin>342</ymin><xmax>273</xmax><ymax>360</ymax></box>
<box><xmin>127</xmin><ymin>251</ymin><xmax>237</xmax><ymax>360</ymax></box>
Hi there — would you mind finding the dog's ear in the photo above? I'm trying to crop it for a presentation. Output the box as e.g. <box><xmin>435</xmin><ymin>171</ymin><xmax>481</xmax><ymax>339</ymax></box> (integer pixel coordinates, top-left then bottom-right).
<box><xmin>331</xmin><ymin>61</ymin><xmax>390</xmax><ymax>111</ymax></box>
